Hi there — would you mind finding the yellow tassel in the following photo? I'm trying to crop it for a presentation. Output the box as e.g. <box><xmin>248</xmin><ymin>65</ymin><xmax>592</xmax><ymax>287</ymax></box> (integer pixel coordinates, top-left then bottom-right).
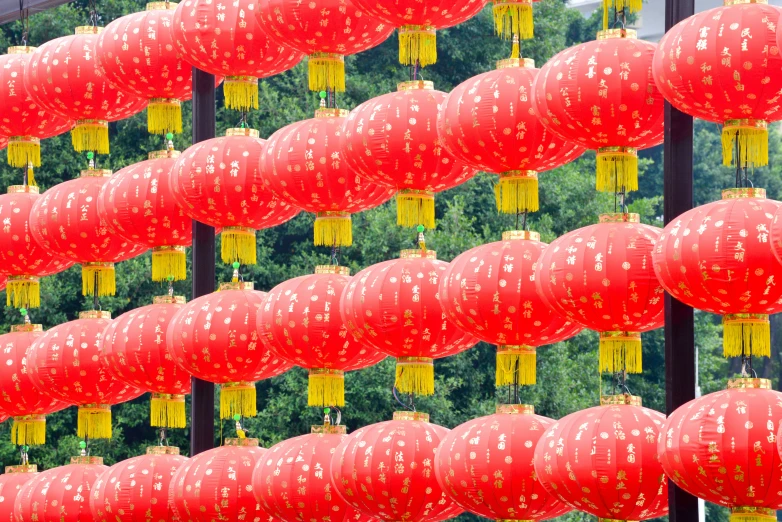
<box><xmin>398</xmin><ymin>26</ymin><xmax>437</xmax><ymax>67</ymax></box>
<box><xmin>81</xmin><ymin>263</ymin><xmax>116</xmax><ymax>297</ymax></box>
<box><xmin>511</xmin><ymin>39</ymin><xmax>520</xmax><ymax>59</ymax></box>
<box><xmin>596</xmin><ymin>147</ymin><xmax>638</xmax><ymax>193</ymax></box>
<box><xmin>308</xmin><ymin>369</ymin><xmax>345</xmax><ymax>407</ymax></box>
<box><xmin>493</xmin><ymin>1</ymin><xmax>534</xmax><ymax>40</ymax></box>
<box><xmin>495</xmin><ymin>346</ymin><xmax>536</xmax><ymax>386</ymax></box>
<box><xmin>26</xmin><ymin>164</ymin><xmax>36</xmax><ymax>187</ymax></box>
<box><xmin>77</xmin><ymin>405</ymin><xmax>112</xmax><ymax>439</ymax></box>
<box><xmin>308</xmin><ymin>53</ymin><xmax>346</xmax><ymax>92</ymax></box>
<box><xmin>71</xmin><ymin>121</ymin><xmax>109</xmax><ymax>154</ymax></box>
<box><xmin>7</xmin><ymin>138</ymin><xmax>40</xmax><ymax>168</ymax></box>
<box><xmin>150</xmin><ymin>394</ymin><xmax>186</xmax><ymax>429</ymax></box>
<box><xmin>6</xmin><ymin>276</ymin><xmax>40</xmax><ymax>309</ymax></box>
<box><xmin>152</xmin><ymin>247</ymin><xmax>187</xmax><ymax>282</ymax></box>
<box><xmin>722</xmin><ymin>122</ymin><xmax>768</xmax><ymax>168</ymax></box>
<box><xmin>221</xmin><ymin>227</ymin><xmax>257</xmax><ymax>265</ymax></box>
<box><xmin>11</xmin><ymin>415</ymin><xmax>46</xmax><ymax>446</ymax></box>
<box><xmin>147</xmin><ymin>99</ymin><xmax>182</xmax><ymax>135</ymax></box>
<box><xmin>220</xmin><ymin>382</ymin><xmax>256</xmax><ymax>420</ymax></box>
<box><xmin>494</xmin><ymin>172</ymin><xmax>539</xmax><ymax>214</ymax></box>
<box><xmin>730</xmin><ymin>507</ymin><xmax>776</xmax><ymax>522</ymax></box>
<box><xmin>599</xmin><ymin>332</ymin><xmax>642</xmax><ymax>374</ymax></box>
<box><xmin>223</xmin><ymin>77</ymin><xmax>259</xmax><ymax>112</ymax></box>
<box><xmin>396</xmin><ymin>190</ymin><xmax>435</xmax><ymax>229</ymax></box>
<box><xmin>314</xmin><ymin>213</ymin><xmax>352</xmax><ymax>247</ymax></box>
<box><xmin>395</xmin><ymin>357</ymin><xmax>434</xmax><ymax>396</ymax></box>
<box><xmin>722</xmin><ymin>314</ymin><xmax>770</xmax><ymax>358</ymax></box>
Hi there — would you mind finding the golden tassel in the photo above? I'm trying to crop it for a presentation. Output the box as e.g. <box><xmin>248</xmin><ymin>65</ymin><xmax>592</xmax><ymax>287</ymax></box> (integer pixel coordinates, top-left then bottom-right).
<box><xmin>398</xmin><ymin>26</ymin><xmax>437</xmax><ymax>67</ymax></box>
<box><xmin>81</xmin><ymin>263</ymin><xmax>116</xmax><ymax>297</ymax></box>
<box><xmin>495</xmin><ymin>346</ymin><xmax>536</xmax><ymax>386</ymax></box>
<box><xmin>308</xmin><ymin>369</ymin><xmax>345</xmax><ymax>407</ymax></box>
<box><xmin>308</xmin><ymin>53</ymin><xmax>346</xmax><ymax>92</ymax></box>
<box><xmin>223</xmin><ymin>77</ymin><xmax>259</xmax><ymax>112</ymax></box>
<box><xmin>722</xmin><ymin>314</ymin><xmax>770</xmax><ymax>358</ymax></box>
<box><xmin>152</xmin><ymin>246</ymin><xmax>187</xmax><ymax>282</ymax></box>
<box><xmin>6</xmin><ymin>276</ymin><xmax>40</xmax><ymax>309</ymax></box>
<box><xmin>150</xmin><ymin>393</ymin><xmax>186</xmax><ymax>429</ymax></box>
<box><xmin>147</xmin><ymin>98</ymin><xmax>182</xmax><ymax>135</ymax></box>
<box><xmin>511</xmin><ymin>38</ymin><xmax>520</xmax><ymax>59</ymax></box>
<box><xmin>71</xmin><ymin>120</ymin><xmax>109</xmax><ymax>154</ymax></box>
<box><xmin>397</xmin><ymin>190</ymin><xmax>435</xmax><ymax>229</ymax></box>
<box><xmin>77</xmin><ymin>405</ymin><xmax>112</xmax><ymax>439</ymax></box>
<box><xmin>494</xmin><ymin>171</ymin><xmax>539</xmax><ymax>213</ymax></box>
<box><xmin>314</xmin><ymin>212</ymin><xmax>352</xmax><ymax>247</ymax></box>
<box><xmin>220</xmin><ymin>382</ymin><xmax>257</xmax><ymax>420</ymax></box>
<box><xmin>730</xmin><ymin>507</ymin><xmax>776</xmax><ymax>522</ymax></box>
<box><xmin>221</xmin><ymin>227</ymin><xmax>257</xmax><ymax>265</ymax></box>
<box><xmin>7</xmin><ymin>138</ymin><xmax>41</xmax><ymax>168</ymax></box>
<box><xmin>493</xmin><ymin>0</ymin><xmax>534</xmax><ymax>40</ymax></box>
<box><xmin>596</xmin><ymin>147</ymin><xmax>638</xmax><ymax>193</ymax></box>
<box><xmin>11</xmin><ymin>415</ymin><xmax>46</xmax><ymax>446</ymax></box>
<box><xmin>26</xmin><ymin>163</ymin><xmax>36</xmax><ymax>187</ymax></box>
<box><xmin>722</xmin><ymin>121</ymin><xmax>768</xmax><ymax>168</ymax></box>
<box><xmin>599</xmin><ymin>332</ymin><xmax>642</xmax><ymax>374</ymax></box>
<box><xmin>395</xmin><ymin>357</ymin><xmax>435</xmax><ymax>396</ymax></box>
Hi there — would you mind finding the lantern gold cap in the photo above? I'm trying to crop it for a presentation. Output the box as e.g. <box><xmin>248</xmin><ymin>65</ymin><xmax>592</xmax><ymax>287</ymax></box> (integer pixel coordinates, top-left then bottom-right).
<box><xmin>148</xmin><ymin>150</ymin><xmax>180</xmax><ymax>160</ymax></box>
<box><xmin>496</xmin><ymin>58</ymin><xmax>535</xmax><ymax>70</ymax></box>
<box><xmin>146</xmin><ymin>446</ymin><xmax>180</xmax><ymax>455</ymax></box>
<box><xmin>496</xmin><ymin>404</ymin><xmax>535</xmax><ymax>415</ymax></box>
<box><xmin>600</xmin><ymin>394</ymin><xmax>642</xmax><ymax>406</ymax></box>
<box><xmin>727</xmin><ymin>377</ymin><xmax>771</xmax><ymax>389</ymax></box>
<box><xmin>75</xmin><ymin>26</ymin><xmax>102</xmax><ymax>35</ymax></box>
<box><xmin>79</xmin><ymin>310</ymin><xmax>112</xmax><ymax>320</ymax></box>
<box><xmin>219</xmin><ymin>281</ymin><xmax>254</xmax><ymax>291</ymax></box>
<box><xmin>226</xmin><ymin>128</ymin><xmax>260</xmax><ymax>138</ymax></box>
<box><xmin>393</xmin><ymin>411</ymin><xmax>430</xmax><ymax>422</ymax></box>
<box><xmin>398</xmin><ymin>80</ymin><xmax>434</xmax><ymax>92</ymax></box>
<box><xmin>80</xmin><ymin>169</ymin><xmax>112</xmax><ymax>178</ymax></box>
<box><xmin>8</xmin><ymin>185</ymin><xmax>38</xmax><ymax>194</ymax></box>
<box><xmin>597</xmin><ymin>28</ymin><xmax>638</xmax><ymax>39</ymax></box>
<box><xmin>311</xmin><ymin>424</ymin><xmax>347</xmax><ymax>434</ymax></box>
<box><xmin>400</xmin><ymin>249</ymin><xmax>437</xmax><ymax>260</ymax></box>
<box><xmin>7</xmin><ymin>46</ymin><xmax>35</xmax><ymax>54</ymax></box>
<box><xmin>224</xmin><ymin>438</ymin><xmax>259</xmax><ymax>447</ymax></box>
<box><xmin>71</xmin><ymin>456</ymin><xmax>104</xmax><ymax>465</ymax></box>
<box><xmin>5</xmin><ymin>464</ymin><xmax>37</xmax><ymax>473</ymax></box>
<box><xmin>146</xmin><ymin>1</ymin><xmax>178</xmax><ymax>10</ymax></box>
<box><xmin>315</xmin><ymin>108</ymin><xmax>349</xmax><ymax>119</ymax></box>
<box><xmin>502</xmin><ymin>230</ymin><xmax>540</xmax><ymax>241</ymax></box>
<box><xmin>153</xmin><ymin>295</ymin><xmax>186</xmax><ymax>304</ymax></box>
<box><xmin>599</xmin><ymin>213</ymin><xmax>640</xmax><ymax>223</ymax></box>
<box><xmin>722</xmin><ymin>187</ymin><xmax>766</xmax><ymax>199</ymax></box>
<box><xmin>724</xmin><ymin>0</ymin><xmax>767</xmax><ymax>4</ymax></box>
<box><xmin>314</xmin><ymin>265</ymin><xmax>350</xmax><ymax>276</ymax></box>
<box><xmin>10</xmin><ymin>324</ymin><xmax>42</xmax><ymax>333</ymax></box>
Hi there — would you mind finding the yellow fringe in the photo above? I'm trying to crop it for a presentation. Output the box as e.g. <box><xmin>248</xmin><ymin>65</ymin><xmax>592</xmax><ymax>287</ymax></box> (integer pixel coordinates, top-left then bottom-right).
<box><xmin>396</xmin><ymin>191</ymin><xmax>435</xmax><ymax>229</ymax></box>
<box><xmin>494</xmin><ymin>175</ymin><xmax>539</xmax><ymax>214</ymax></box>
<box><xmin>219</xmin><ymin>383</ymin><xmax>256</xmax><ymax>420</ymax></box>
<box><xmin>7</xmin><ymin>140</ymin><xmax>40</xmax><ymax>168</ymax></box>
<box><xmin>599</xmin><ymin>337</ymin><xmax>642</xmax><ymax>374</ymax></box>
<box><xmin>77</xmin><ymin>406</ymin><xmax>112</xmax><ymax>440</ymax></box>
<box><xmin>399</xmin><ymin>27</ymin><xmax>437</xmax><ymax>67</ymax></box>
<box><xmin>308</xmin><ymin>55</ymin><xmax>345</xmax><ymax>92</ymax></box>
<box><xmin>152</xmin><ymin>249</ymin><xmax>187</xmax><ymax>282</ymax></box>
<box><xmin>395</xmin><ymin>358</ymin><xmax>435</xmax><ymax>396</ymax></box>
<box><xmin>11</xmin><ymin>416</ymin><xmax>46</xmax><ymax>446</ymax></box>
<box><xmin>493</xmin><ymin>1</ymin><xmax>534</xmax><ymax>40</ymax></box>
<box><xmin>596</xmin><ymin>151</ymin><xmax>638</xmax><ymax>193</ymax></box>
<box><xmin>314</xmin><ymin>214</ymin><xmax>352</xmax><ymax>247</ymax></box>
<box><xmin>71</xmin><ymin>123</ymin><xmax>109</xmax><ymax>154</ymax></box>
<box><xmin>221</xmin><ymin>228</ymin><xmax>257</xmax><ymax>265</ymax></box>
<box><xmin>308</xmin><ymin>371</ymin><xmax>345</xmax><ymax>407</ymax></box>
<box><xmin>150</xmin><ymin>394</ymin><xmax>186</xmax><ymax>429</ymax></box>
<box><xmin>723</xmin><ymin>316</ymin><xmax>770</xmax><ymax>358</ymax></box>
<box><xmin>496</xmin><ymin>349</ymin><xmax>536</xmax><ymax>386</ymax></box>
<box><xmin>82</xmin><ymin>264</ymin><xmax>116</xmax><ymax>297</ymax></box>
<box><xmin>511</xmin><ymin>39</ymin><xmax>520</xmax><ymax>59</ymax></box>
<box><xmin>147</xmin><ymin>101</ymin><xmax>182</xmax><ymax>135</ymax></box>
<box><xmin>223</xmin><ymin>78</ymin><xmax>259</xmax><ymax>112</ymax></box>
<box><xmin>722</xmin><ymin>126</ymin><xmax>768</xmax><ymax>168</ymax></box>
<box><xmin>6</xmin><ymin>278</ymin><xmax>40</xmax><ymax>309</ymax></box>
<box><xmin>26</xmin><ymin>164</ymin><xmax>36</xmax><ymax>187</ymax></box>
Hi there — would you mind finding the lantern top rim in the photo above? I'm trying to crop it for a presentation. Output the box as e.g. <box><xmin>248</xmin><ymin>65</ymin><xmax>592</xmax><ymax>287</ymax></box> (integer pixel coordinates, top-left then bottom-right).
<box><xmin>724</xmin><ymin>0</ymin><xmax>767</xmax><ymax>4</ymax></box>
<box><xmin>80</xmin><ymin>169</ymin><xmax>112</xmax><ymax>178</ymax></box>
<box><xmin>10</xmin><ymin>324</ymin><xmax>42</xmax><ymax>332</ymax></box>
<box><xmin>502</xmin><ymin>230</ymin><xmax>540</xmax><ymax>241</ymax></box>
<box><xmin>314</xmin><ymin>265</ymin><xmax>350</xmax><ymax>276</ymax></box>
<box><xmin>153</xmin><ymin>295</ymin><xmax>186</xmax><ymax>304</ymax></box>
<box><xmin>392</xmin><ymin>411</ymin><xmax>430</xmax><ymax>422</ymax></box>
<box><xmin>148</xmin><ymin>150</ymin><xmax>180</xmax><ymax>160</ymax></box>
<box><xmin>315</xmin><ymin>108</ymin><xmax>349</xmax><ymax>119</ymax></box>
<box><xmin>4</xmin><ymin>464</ymin><xmax>37</xmax><ymax>473</ymax></box>
<box><xmin>226</xmin><ymin>128</ymin><xmax>260</xmax><ymax>138</ymax></box>
<box><xmin>597</xmin><ymin>28</ymin><xmax>638</xmax><ymax>40</ymax></box>
<box><xmin>70</xmin><ymin>456</ymin><xmax>104</xmax><ymax>465</ymax></box>
<box><xmin>75</xmin><ymin>26</ymin><xmax>102</xmax><ymax>35</ymax></box>
<box><xmin>496</xmin><ymin>57</ymin><xmax>535</xmax><ymax>70</ymax></box>
<box><xmin>495</xmin><ymin>404</ymin><xmax>535</xmax><ymax>415</ymax></box>
<box><xmin>400</xmin><ymin>249</ymin><xmax>437</xmax><ymax>260</ymax></box>
<box><xmin>223</xmin><ymin>437</ymin><xmax>260</xmax><ymax>447</ymax></box>
<box><xmin>7</xmin><ymin>46</ymin><xmax>35</xmax><ymax>54</ymax></box>
<box><xmin>7</xmin><ymin>185</ymin><xmax>38</xmax><ymax>194</ymax></box>
<box><xmin>600</xmin><ymin>394</ymin><xmax>642</xmax><ymax>406</ymax></box>
<box><xmin>146</xmin><ymin>1</ymin><xmax>178</xmax><ymax>10</ymax></box>
<box><xmin>727</xmin><ymin>377</ymin><xmax>771</xmax><ymax>389</ymax></box>
<box><xmin>218</xmin><ymin>281</ymin><xmax>254</xmax><ymax>291</ymax></box>
<box><xmin>78</xmin><ymin>310</ymin><xmax>111</xmax><ymax>320</ymax></box>
<box><xmin>146</xmin><ymin>445</ymin><xmax>180</xmax><ymax>455</ymax></box>
<box><xmin>722</xmin><ymin>187</ymin><xmax>766</xmax><ymax>200</ymax></box>
<box><xmin>599</xmin><ymin>213</ymin><xmax>640</xmax><ymax>223</ymax></box>
<box><xmin>311</xmin><ymin>424</ymin><xmax>347</xmax><ymax>434</ymax></box>
<box><xmin>397</xmin><ymin>80</ymin><xmax>434</xmax><ymax>92</ymax></box>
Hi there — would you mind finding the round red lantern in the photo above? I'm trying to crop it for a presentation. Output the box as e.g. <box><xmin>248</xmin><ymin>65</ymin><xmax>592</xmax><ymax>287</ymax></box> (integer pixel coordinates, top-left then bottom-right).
<box><xmin>166</xmin><ymin>281</ymin><xmax>293</xmax><ymax>419</ymax></box>
<box><xmin>439</xmin><ymin>231</ymin><xmax>583</xmax><ymax>386</ymax></box>
<box><xmin>170</xmin><ymin>438</ymin><xmax>265</xmax><ymax>522</ymax></box>
<box><xmin>97</xmin><ymin>150</ymin><xmax>190</xmax><ymax>281</ymax></box>
<box><xmin>101</xmin><ymin>295</ymin><xmax>191</xmax><ymax>428</ymax></box>
<box><xmin>653</xmin><ymin>188</ymin><xmax>782</xmax><ymax>359</ymax></box>
<box><xmin>29</xmin><ymin>169</ymin><xmax>146</xmax><ymax>297</ymax></box>
<box><xmin>15</xmin><ymin>456</ymin><xmax>108</xmax><ymax>522</ymax></box>
<box><xmin>535</xmin><ymin>213</ymin><xmax>664</xmax><ymax>375</ymax></box>
<box><xmin>341</xmin><ymin>249</ymin><xmax>477</xmax><ymax>396</ymax></box>
<box><xmin>25</xmin><ymin>311</ymin><xmax>143</xmax><ymax>439</ymax></box>
<box><xmin>439</xmin><ymin>60</ymin><xmax>585</xmax><ymax>214</ymax></box>
<box><xmin>661</xmin><ymin>378</ymin><xmax>782</xmax><ymax>521</ymax></box>
<box><xmin>532</xmin><ymin>29</ymin><xmax>663</xmax><ymax>194</ymax></box>
<box><xmin>0</xmin><ymin>464</ymin><xmax>37</xmax><ymax>522</ymax></box>
<box><xmin>534</xmin><ymin>395</ymin><xmax>668</xmax><ymax>520</ymax></box>
<box><xmin>654</xmin><ymin>3</ymin><xmax>782</xmax><ymax>169</ymax></box>
<box><xmin>332</xmin><ymin>411</ymin><xmax>463</xmax><ymax>522</ymax></box>
<box><xmin>26</xmin><ymin>27</ymin><xmax>147</xmax><ymax>155</ymax></box>
<box><xmin>90</xmin><ymin>446</ymin><xmax>188</xmax><ymax>522</ymax></box>
<box><xmin>256</xmin><ymin>0</ymin><xmax>393</xmax><ymax>92</ymax></box>
<box><xmin>342</xmin><ymin>81</ymin><xmax>477</xmax><ymax>229</ymax></box>
<box><xmin>172</xmin><ymin>0</ymin><xmax>303</xmax><ymax>111</ymax></box>
<box><xmin>261</xmin><ymin>107</ymin><xmax>388</xmax><ymax>247</ymax></box>
<box><xmin>170</xmin><ymin>128</ymin><xmax>300</xmax><ymax>266</ymax></box>
<box><xmin>0</xmin><ymin>47</ymin><xmax>72</xmax><ymax>167</ymax></box>
<box><xmin>435</xmin><ymin>404</ymin><xmax>570</xmax><ymax>521</ymax></box>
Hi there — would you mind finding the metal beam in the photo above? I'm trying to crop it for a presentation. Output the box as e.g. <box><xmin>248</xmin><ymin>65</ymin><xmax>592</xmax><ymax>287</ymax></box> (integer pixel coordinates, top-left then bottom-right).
<box><xmin>0</xmin><ymin>0</ymin><xmax>71</xmax><ymax>25</ymax></box>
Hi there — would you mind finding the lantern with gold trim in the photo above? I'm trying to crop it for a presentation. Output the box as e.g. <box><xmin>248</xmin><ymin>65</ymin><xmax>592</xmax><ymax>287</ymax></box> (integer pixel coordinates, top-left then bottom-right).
<box><xmin>653</xmin><ymin>188</ymin><xmax>782</xmax><ymax>360</ymax></box>
<box><xmin>0</xmin><ymin>464</ymin><xmax>38</xmax><ymax>522</ymax></box>
<box><xmin>101</xmin><ymin>296</ymin><xmax>191</xmax><ymax>429</ymax></box>
<box><xmin>25</xmin><ymin>27</ymin><xmax>147</xmax><ymax>155</ymax></box>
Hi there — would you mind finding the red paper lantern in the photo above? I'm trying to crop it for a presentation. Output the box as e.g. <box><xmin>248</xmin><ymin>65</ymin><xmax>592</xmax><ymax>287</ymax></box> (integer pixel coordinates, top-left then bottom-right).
<box><xmin>0</xmin><ymin>47</ymin><xmax>72</xmax><ymax>167</ymax></box>
<box><xmin>535</xmin><ymin>213</ymin><xmax>664</xmax><ymax>375</ymax></box>
<box><xmin>97</xmin><ymin>150</ymin><xmax>191</xmax><ymax>282</ymax></box>
<box><xmin>256</xmin><ymin>0</ymin><xmax>393</xmax><ymax>92</ymax></box>
<box><xmin>342</xmin><ymin>81</ymin><xmax>477</xmax><ymax>229</ymax></box>
<box><xmin>653</xmin><ymin>3</ymin><xmax>782</xmax><ymax>169</ymax></box>
<box><xmin>0</xmin><ymin>464</ymin><xmax>37</xmax><ymax>522</ymax></box>
<box><xmin>166</xmin><ymin>282</ymin><xmax>293</xmax><ymax>419</ymax></box>
<box><xmin>170</xmin><ymin>128</ymin><xmax>300</xmax><ymax>266</ymax></box>
<box><xmin>101</xmin><ymin>296</ymin><xmax>191</xmax><ymax>428</ymax></box>
<box><xmin>435</xmin><ymin>404</ymin><xmax>570</xmax><ymax>521</ymax></box>
<box><xmin>172</xmin><ymin>0</ymin><xmax>303</xmax><ymax>111</ymax></box>
<box><xmin>439</xmin><ymin>231</ymin><xmax>583</xmax><ymax>386</ymax></box>
<box><xmin>25</xmin><ymin>311</ymin><xmax>143</xmax><ymax>439</ymax></box>
<box><xmin>439</xmin><ymin>60</ymin><xmax>585</xmax><ymax>214</ymax></box>
<box><xmin>25</xmin><ymin>27</ymin><xmax>147</xmax><ymax>155</ymax></box>
<box><xmin>170</xmin><ymin>438</ymin><xmax>266</xmax><ymax>522</ymax></box>
<box><xmin>261</xmin><ymin>107</ymin><xmax>389</xmax><ymax>247</ymax></box>
<box><xmin>653</xmin><ymin>188</ymin><xmax>782</xmax><ymax>359</ymax></box>
<box><xmin>332</xmin><ymin>411</ymin><xmax>463</xmax><ymax>522</ymax></box>
<box><xmin>661</xmin><ymin>378</ymin><xmax>782</xmax><ymax>521</ymax></box>
<box><xmin>90</xmin><ymin>446</ymin><xmax>188</xmax><ymax>522</ymax></box>
<box><xmin>532</xmin><ymin>29</ymin><xmax>663</xmax><ymax>194</ymax></box>
<box><xmin>15</xmin><ymin>456</ymin><xmax>108</xmax><ymax>522</ymax></box>
<box><xmin>533</xmin><ymin>395</ymin><xmax>668</xmax><ymax>520</ymax></box>
<box><xmin>29</xmin><ymin>169</ymin><xmax>146</xmax><ymax>297</ymax></box>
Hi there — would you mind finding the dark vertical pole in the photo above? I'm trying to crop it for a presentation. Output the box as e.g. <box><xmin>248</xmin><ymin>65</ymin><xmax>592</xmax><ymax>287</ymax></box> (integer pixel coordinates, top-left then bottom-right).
<box><xmin>663</xmin><ymin>0</ymin><xmax>698</xmax><ymax>520</ymax></box>
<box><xmin>190</xmin><ymin>67</ymin><xmax>216</xmax><ymax>457</ymax></box>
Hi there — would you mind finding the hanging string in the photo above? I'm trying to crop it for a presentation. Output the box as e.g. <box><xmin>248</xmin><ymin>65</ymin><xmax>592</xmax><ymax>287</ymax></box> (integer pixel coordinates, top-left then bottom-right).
<box><xmin>19</xmin><ymin>0</ymin><xmax>29</xmax><ymax>46</ymax></box>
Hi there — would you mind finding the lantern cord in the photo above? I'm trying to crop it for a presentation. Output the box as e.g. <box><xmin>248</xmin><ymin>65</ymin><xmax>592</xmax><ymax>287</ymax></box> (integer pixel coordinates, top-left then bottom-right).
<box><xmin>87</xmin><ymin>0</ymin><xmax>99</xmax><ymax>27</ymax></box>
<box><xmin>18</xmin><ymin>0</ymin><xmax>29</xmax><ymax>46</ymax></box>
<box><xmin>330</xmin><ymin>245</ymin><xmax>341</xmax><ymax>267</ymax></box>
<box><xmin>392</xmin><ymin>386</ymin><xmax>416</xmax><ymax>412</ymax></box>
<box><xmin>19</xmin><ymin>445</ymin><xmax>28</xmax><ymax>465</ymax></box>
<box><xmin>158</xmin><ymin>427</ymin><xmax>168</xmax><ymax>447</ymax></box>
